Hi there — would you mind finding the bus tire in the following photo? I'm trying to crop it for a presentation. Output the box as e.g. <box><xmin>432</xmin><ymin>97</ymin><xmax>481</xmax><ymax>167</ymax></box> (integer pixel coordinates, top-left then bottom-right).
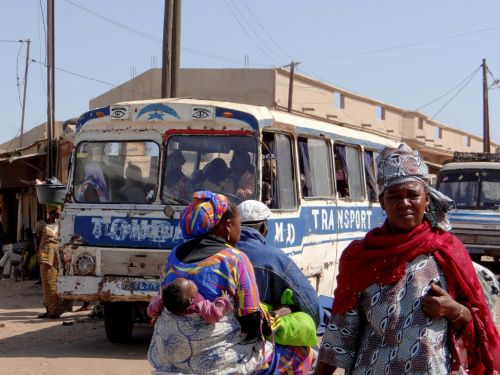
<box><xmin>104</xmin><ymin>301</ymin><xmax>134</xmax><ymax>343</ymax></box>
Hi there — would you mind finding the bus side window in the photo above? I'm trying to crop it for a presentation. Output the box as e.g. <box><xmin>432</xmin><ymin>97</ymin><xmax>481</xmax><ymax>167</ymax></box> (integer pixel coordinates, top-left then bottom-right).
<box><xmin>334</xmin><ymin>144</ymin><xmax>364</xmax><ymax>200</ymax></box>
<box><xmin>298</xmin><ymin>137</ymin><xmax>333</xmax><ymax>198</ymax></box>
<box><xmin>363</xmin><ymin>150</ymin><xmax>378</xmax><ymax>202</ymax></box>
<box><xmin>262</xmin><ymin>132</ymin><xmax>297</xmax><ymax>209</ymax></box>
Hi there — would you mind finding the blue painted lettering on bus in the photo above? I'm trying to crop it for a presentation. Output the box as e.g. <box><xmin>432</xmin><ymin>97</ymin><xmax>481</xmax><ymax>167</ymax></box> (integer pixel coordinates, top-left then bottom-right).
<box><xmin>90</xmin><ymin>217</ymin><xmax>184</xmax><ymax>243</ymax></box>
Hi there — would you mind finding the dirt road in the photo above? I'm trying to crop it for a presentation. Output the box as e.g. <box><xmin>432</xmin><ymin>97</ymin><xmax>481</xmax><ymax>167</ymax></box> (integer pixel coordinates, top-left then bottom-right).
<box><xmin>1</xmin><ymin>261</ymin><xmax>500</xmax><ymax>375</ymax></box>
<box><xmin>0</xmin><ymin>279</ymin><xmax>153</xmax><ymax>375</ymax></box>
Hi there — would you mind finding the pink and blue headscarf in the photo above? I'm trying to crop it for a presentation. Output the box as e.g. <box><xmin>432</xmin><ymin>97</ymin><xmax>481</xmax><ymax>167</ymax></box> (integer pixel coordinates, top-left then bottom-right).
<box><xmin>376</xmin><ymin>143</ymin><xmax>454</xmax><ymax>231</ymax></box>
<box><xmin>180</xmin><ymin>191</ymin><xmax>229</xmax><ymax>239</ymax></box>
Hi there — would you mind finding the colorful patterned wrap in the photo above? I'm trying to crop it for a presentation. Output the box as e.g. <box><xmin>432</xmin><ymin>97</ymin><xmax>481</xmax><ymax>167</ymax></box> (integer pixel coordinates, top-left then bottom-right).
<box><xmin>149</xmin><ymin>242</ymin><xmax>315</xmax><ymax>374</ymax></box>
<box><xmin>376</xmin><ymin>143</ymin><xmax>454</xmax><ymax>232</ymax></box>
<box><xmin>180</xmin><ymin>191</ymin><xmax>229</xmax><ymax>239</ymax></box>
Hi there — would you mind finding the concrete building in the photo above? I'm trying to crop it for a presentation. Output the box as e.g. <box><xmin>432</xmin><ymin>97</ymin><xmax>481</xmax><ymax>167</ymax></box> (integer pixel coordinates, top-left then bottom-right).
<box><xmin>90</xmin><ymin>68</ymin><xmax>500</xmax><ymax>175</ymax></box>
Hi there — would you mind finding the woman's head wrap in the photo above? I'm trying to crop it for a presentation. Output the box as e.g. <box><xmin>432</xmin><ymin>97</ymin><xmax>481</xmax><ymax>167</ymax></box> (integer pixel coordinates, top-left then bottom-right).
<box><xmin>376</xmin><ymin>143</ymin><xmax>454</xmax><ymax>231</ymax></box>
<box><xmin>180</xmin><ymin>191</ymin><xmax>229</xmax><ymax>239</ymax></box>
<box><xmin>46</xmin><ymin>203</ymin><xmax>61</xmax><ymax>213</ymax></box>
<box><xmin>166</xmin><ymin>150</ymin><xmax>186</xmax><ymax>171</ymax></box>
<box><xmin>84</xmin><ymin>161</ymin><xmax>109</xmax><ymax>200</ymax></box>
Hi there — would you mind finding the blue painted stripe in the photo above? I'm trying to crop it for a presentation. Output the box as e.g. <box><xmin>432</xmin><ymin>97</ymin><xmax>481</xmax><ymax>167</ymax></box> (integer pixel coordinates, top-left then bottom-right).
<box><xmin>216</xmin><ymin>107</ymin><xmax>259</xmax><ymax>132</ymax></box>
<box><xmin>76</xmin><ymin>106</ymin><xmax>110</xmax><ymax>133</ymax></box>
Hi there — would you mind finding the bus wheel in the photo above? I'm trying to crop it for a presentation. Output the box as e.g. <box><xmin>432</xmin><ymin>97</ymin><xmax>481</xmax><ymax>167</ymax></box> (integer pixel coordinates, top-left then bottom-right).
<box><xmin>104</xmin><ymin>301</ymin><xmax>134</xmax><ymax>343</ymax></box>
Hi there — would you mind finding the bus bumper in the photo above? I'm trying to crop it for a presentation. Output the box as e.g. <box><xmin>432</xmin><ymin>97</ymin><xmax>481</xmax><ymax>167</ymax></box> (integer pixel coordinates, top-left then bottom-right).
<box><xmin>57</xmin><ymin>276</ymin><xmax>160</xmax><ymax>302</ymax></box>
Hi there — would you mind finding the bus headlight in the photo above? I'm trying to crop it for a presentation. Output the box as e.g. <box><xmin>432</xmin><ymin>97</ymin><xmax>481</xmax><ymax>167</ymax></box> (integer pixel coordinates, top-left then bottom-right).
<box><xmin>74</xmin><ymin>254</ymin><xmax>96</xmax><ymax>276</ymax></box>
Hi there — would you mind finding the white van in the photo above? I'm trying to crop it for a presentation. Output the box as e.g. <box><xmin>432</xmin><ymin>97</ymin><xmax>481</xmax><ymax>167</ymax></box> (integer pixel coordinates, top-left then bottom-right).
<box><xmin>436</xmin><ymin>152</ymin><xmax>500</xmax><ymax>261</ymax></box>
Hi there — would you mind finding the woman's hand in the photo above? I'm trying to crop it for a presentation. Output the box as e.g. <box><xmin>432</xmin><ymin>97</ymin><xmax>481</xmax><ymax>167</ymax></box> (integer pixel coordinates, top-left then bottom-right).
<box><xmin>422</xmin><ymin>283</ymin><xmax>471</xmax><ymax>326</ymax></box>
<box><xmin>422</xmin><ymin>283</ymin><xmax>456</xmax><ymax>319</ymax></box>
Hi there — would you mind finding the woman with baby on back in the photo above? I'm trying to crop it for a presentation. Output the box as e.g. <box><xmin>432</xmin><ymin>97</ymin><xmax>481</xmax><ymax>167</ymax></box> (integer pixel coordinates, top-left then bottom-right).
<box><xmin>147</xmin><ymin>190</ymin><xmax>314</xmax><ymax>375</ymax></box>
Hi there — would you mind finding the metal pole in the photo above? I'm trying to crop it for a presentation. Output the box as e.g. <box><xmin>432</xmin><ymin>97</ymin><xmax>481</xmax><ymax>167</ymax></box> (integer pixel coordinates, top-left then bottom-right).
<box><xmin>47</xmin><ymin>0</ymin><xmax>55</xmax><ymax>177</ymax></box>
<box><xmin>161</xmin><ymin>0</ymin><xmax>174</xmax><ymax>98</ymax></box>
<box><xmin>483</xmin><ymin>59</ymin><xmax>490</xmax><ymax>153</ymax></box>
<box><xmin>171</xmin><ymin>0</ymin><xmax>181</xmax><ymax>98</ymax></box>
<box><xmin>20</xmin><ymin>39</ymin><xmax>31</xmax><ymax>148</ymax></box>
<box><xmin>287</xmin><ymin>62</ymin><xmax>295</xmax><ymax>113</ymax></box>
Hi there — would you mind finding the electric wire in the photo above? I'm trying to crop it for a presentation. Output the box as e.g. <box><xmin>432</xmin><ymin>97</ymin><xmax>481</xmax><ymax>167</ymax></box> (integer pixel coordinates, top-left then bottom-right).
<box><xmin>223</xmin><ymin>0</ymin><xmax>282</xmax><ymax>65</ymax></box>
<box><xmin>414</xmin><ymin>66</ymin><xmax>482</xmax><ymax>112</ymax></box>
<box><xmin>303</xmin><ymin>25</ymin><xmax>500</xmax><ymax>63</ymax></box>
<box><xmin>430</xmin><ymin>68</ymin><xmax>481</xmax><ymax>120</ymax></box>
<box><xmin>227</xmin><ymin>0</ymin><xmax>287</xmax><ymax>64</ymax></box>
<box><xmin>64</xmin><ymin>0</ymin><xmax>272</xmax><ymax>68</ymax></box>
<box><xmin>239</xmin><ymin>0</ymin><xmax>292</xmax><ymax>60</ymax></box>
<box><xmin>31</xmin><ymin>59</ymin><xmax>160</xmax><ymax>99</ymax></box>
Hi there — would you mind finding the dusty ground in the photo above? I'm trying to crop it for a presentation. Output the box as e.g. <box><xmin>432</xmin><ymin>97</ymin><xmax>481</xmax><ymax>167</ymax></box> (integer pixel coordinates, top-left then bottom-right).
<box><xmin>1</xmin><ymin>261</ymin><xmax>500</xmax><ymax>375</ymax></box>
<box><xmin>0</xmin><ymin>279</ymin><xmax>153</xmax><ymax>375</ymax></box>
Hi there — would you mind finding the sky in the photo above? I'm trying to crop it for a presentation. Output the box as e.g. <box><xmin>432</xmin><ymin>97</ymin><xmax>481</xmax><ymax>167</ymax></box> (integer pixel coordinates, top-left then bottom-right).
<box><xmin>2</xmin><ymin>1</ymin><xmax>500</xmax><ymax>148</ymax></box>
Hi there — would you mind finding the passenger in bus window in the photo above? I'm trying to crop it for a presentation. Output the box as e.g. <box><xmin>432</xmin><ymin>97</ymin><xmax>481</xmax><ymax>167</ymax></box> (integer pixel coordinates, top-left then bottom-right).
<box><xmin>300</xmin><ymin>174</ymin><xmax>309</xmax><ymax>197</ymax></box>
<box><xmin>119</xmin><ymin>162</ymin><xmax>145</xmax><ymax>203</ymax></box>
<box><xmin>78</xmin><ymin>161</ymin><xmax>109</xmax><ymax>203</ymax></box>
<box><xmin>229</xmin><ymin>150</ymin><xmax>255</xmax><ymax>200</ymax></box>
<box><xmin>201</xmin><ymin>158</ymin><xmax>234</xmax><ymax>196</ymax></box>
<box><xmin>335</xmin><ymin>169</ymin><xmax>349</xmax><ymax>198</ymax></box>
<box><xmin>315</xmin><ymin>144</ymin><xmax>500</xmax><ymax>375</ymax></box>
<box><xmin>163</xmin><ymin>150</ymin><xmax>192</xmax><ymax>202</ymax></box>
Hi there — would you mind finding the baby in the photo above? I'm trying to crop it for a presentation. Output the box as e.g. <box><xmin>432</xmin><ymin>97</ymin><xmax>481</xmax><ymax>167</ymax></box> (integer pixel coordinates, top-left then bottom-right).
<box><xmin>147</xmin><ymin>277</ymin><xmax>232</xmax><ymax>323</ymax></box>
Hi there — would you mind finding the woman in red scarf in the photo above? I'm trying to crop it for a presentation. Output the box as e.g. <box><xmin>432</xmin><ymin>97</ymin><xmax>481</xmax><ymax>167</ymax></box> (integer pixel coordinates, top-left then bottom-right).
<box><xmin>315</xmin><ymin>144</ymin><xmax>500</xmax><ymax>375</ymax></box>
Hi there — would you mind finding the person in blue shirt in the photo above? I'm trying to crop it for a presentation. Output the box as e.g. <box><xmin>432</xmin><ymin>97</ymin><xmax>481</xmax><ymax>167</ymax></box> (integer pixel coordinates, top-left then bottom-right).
<box><xmin>236</xmin><ymin>200</ymin><xmax>327</xmax><ymax>331</ymax></box>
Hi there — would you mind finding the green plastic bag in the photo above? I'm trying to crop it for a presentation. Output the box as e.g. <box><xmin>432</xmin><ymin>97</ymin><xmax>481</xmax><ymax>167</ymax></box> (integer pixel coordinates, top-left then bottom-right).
<box><xmin>274</xmin><ymin>311</ymin><xmax>317</xmax><ymax>346</ymax></box>
<box><xmin>262</xmin><ymin>288</ymin><xmax>317</xmax><ymax>347</ymax></box>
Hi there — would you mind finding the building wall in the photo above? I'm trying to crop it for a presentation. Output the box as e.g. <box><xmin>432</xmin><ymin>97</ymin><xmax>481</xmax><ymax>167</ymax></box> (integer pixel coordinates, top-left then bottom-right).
<box><xmin>90</xmin><ymin>68</ymin><xmax>276</xmax><ymax>110</ymax></box>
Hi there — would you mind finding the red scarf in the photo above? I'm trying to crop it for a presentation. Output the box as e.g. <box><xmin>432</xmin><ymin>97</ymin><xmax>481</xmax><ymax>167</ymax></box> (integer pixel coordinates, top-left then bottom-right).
<box><xmin>332</xmin><ymin>220</ymin><xmax>500</xmax><ymax>374</ymax></box>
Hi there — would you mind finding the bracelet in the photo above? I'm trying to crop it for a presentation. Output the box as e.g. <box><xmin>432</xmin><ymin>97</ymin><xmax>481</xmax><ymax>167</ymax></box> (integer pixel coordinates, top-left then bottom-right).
<box><xmin>450</xmin><ymin>304</ymin><xmax>464</xmax><ymax>323</ymax></box>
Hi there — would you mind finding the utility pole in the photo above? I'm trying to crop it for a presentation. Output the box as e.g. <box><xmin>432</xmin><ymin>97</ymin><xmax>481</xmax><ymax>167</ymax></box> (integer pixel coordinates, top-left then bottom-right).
<box><xmin>47</xmin><ymin>0</ymin><xmax>55</xmax><ymax>177</ymax></box>
<box><xmin>20</xmin><ymin>39</ymin><xmax>31</xmax><ymax>148</ymax></box>
<box><xmin>170</xmin><ymin>0</ymin><xmax>181</xmax><ymax>98</ymax></box>
<box><xmin>285</xmin><ymin>61</ymin><xmax>300</xmax><ymax>113</ymax></box>
<box><xmin>161</xmin><ymin>0</ymin><xmax>174</xmax><ymax>98</ymax></box>
<box><xmin>482</xmin><ymin>59</ymin><xmax>491</xmax><ymax>153</ymax></box>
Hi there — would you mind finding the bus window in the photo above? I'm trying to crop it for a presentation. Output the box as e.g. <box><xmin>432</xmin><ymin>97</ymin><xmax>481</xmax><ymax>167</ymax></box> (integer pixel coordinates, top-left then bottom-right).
<box><xmin>298</xmin><ymin>137</ymin><xmax>333</xmax><ymax>198</ymax></box>
<box><xmin>73</xmin><ymin>141</ymin><xmax>159</xmax><ymax>203</ymax></box>
<box><xmin>363</xmin><ymin>150</ymin><xmax>378</xmax><ymax>202</ymax></box>
<box><xmin>480</xmin><ymin>171</ymin><xmax>500</xmax><ymax>208</ymax></box>
<box><xmin>437</xmin><ymin>170</ymin><xmax>479</xmax><ymax>208</ymax></box>
<box><xmin>334</xmin><ymin>144</ymin><xmax>364</xmax><ymax>200</ymax></box>
<box><xmin>262</xmin><ymin>132</ymin><xmax>297</xmax><ymax>209</ymax></box>
<box><xmin>162</xmin><ymin>135</ymin><xmax>257</xmax><ymax>205</ymax></box>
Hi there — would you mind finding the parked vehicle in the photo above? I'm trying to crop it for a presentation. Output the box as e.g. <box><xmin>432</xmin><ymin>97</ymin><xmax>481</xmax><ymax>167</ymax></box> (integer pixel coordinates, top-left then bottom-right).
<box><xmin>56</xmin><ymin>98</ymin><xmax>396</xmax><ymax>342</ymax></box>
<box><xmin>436</xmin><ymin>152</ymin><xmax>500</xmax><ymax>261</ymax></box>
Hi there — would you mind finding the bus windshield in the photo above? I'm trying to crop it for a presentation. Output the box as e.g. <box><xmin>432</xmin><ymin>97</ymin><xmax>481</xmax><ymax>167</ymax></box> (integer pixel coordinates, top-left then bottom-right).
<box><xmin>162</xmin><ymin>135</ymin><xmax>257</xmax><ymax>205</ymax></box>
<box><xmin>73</xmin><ymin>141</ymin><xmax>160</xmax><ymax>203</ymax></box>
<box><xmin>437</xmin><ymin>169</ymin><xmax>500</xmax><ymax>209</ymax></box>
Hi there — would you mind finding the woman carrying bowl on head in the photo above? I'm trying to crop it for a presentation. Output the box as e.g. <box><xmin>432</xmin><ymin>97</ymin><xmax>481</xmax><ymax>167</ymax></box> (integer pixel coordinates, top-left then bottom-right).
<box><xmin>314</xmin><ymin>144</ymin><xmax>500</xmax><ymax>375</ymax></box>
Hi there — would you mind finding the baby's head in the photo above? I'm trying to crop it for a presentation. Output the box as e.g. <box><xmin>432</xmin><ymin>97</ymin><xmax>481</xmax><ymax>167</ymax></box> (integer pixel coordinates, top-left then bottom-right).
<box><xmin>162</xmin><ymin>277</ymin><xmax>198</xmax><ymax>313</ymax></box>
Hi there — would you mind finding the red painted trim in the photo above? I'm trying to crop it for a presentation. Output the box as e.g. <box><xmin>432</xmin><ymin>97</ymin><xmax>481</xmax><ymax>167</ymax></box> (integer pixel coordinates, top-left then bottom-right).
<box><xmin>162</xmin><ymin>129</ymin><xmax>254</xmax><ymax>142</ymax></box>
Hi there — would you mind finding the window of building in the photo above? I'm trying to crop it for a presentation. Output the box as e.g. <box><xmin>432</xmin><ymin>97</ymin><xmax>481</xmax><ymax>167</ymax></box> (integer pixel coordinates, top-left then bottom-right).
<box><xmin>465</xmin><ymin>136</ymin><xmax>471</xmax><ymax>147</ymax></box>
<box><xmin>435</xmin><ymin>126</ymin><xmax>442</xmax><ymax>139</ymax></box>
<box><xmin>375</xmin><ymin>106</ymin><xmax>385</xmax><ymax>120</ymax></box>
<box><xmin>298</xmin><ymin>137</ymin><xmax>333</xmax><ymax>198</ymax></box>
<box><xmin>334</xmin><ymin>92</ymin><xmax>344</xmax><ymax>109</ymax></box>
<box><xmin>418</xmin><ymin>118</ymin><xmax>424</xmax><ymax>130</ymax></box>
<box><xmin>262</xmin><ymin>132</ymin><xmax>296</xmax><ymax>209</ymax></box>
<box><xmin>334</xmin><ymin>144</ymin><xmax>364</xmax><ymax>200</ymax></box>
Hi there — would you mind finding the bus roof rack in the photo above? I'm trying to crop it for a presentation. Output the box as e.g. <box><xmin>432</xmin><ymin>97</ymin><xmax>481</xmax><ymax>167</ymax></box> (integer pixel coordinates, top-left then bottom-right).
<box><xmin>452</xmin><ymin>152</ymin><xmax>500</xmax><ymax>162</ymax></box>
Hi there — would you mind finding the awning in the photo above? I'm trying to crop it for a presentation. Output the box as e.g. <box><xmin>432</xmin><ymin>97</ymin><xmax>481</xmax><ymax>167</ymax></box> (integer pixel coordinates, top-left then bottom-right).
<box><xmin>0</xmin><ymin>152</ymin><xmax>46</xmax><ymax>163</ymax></box>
